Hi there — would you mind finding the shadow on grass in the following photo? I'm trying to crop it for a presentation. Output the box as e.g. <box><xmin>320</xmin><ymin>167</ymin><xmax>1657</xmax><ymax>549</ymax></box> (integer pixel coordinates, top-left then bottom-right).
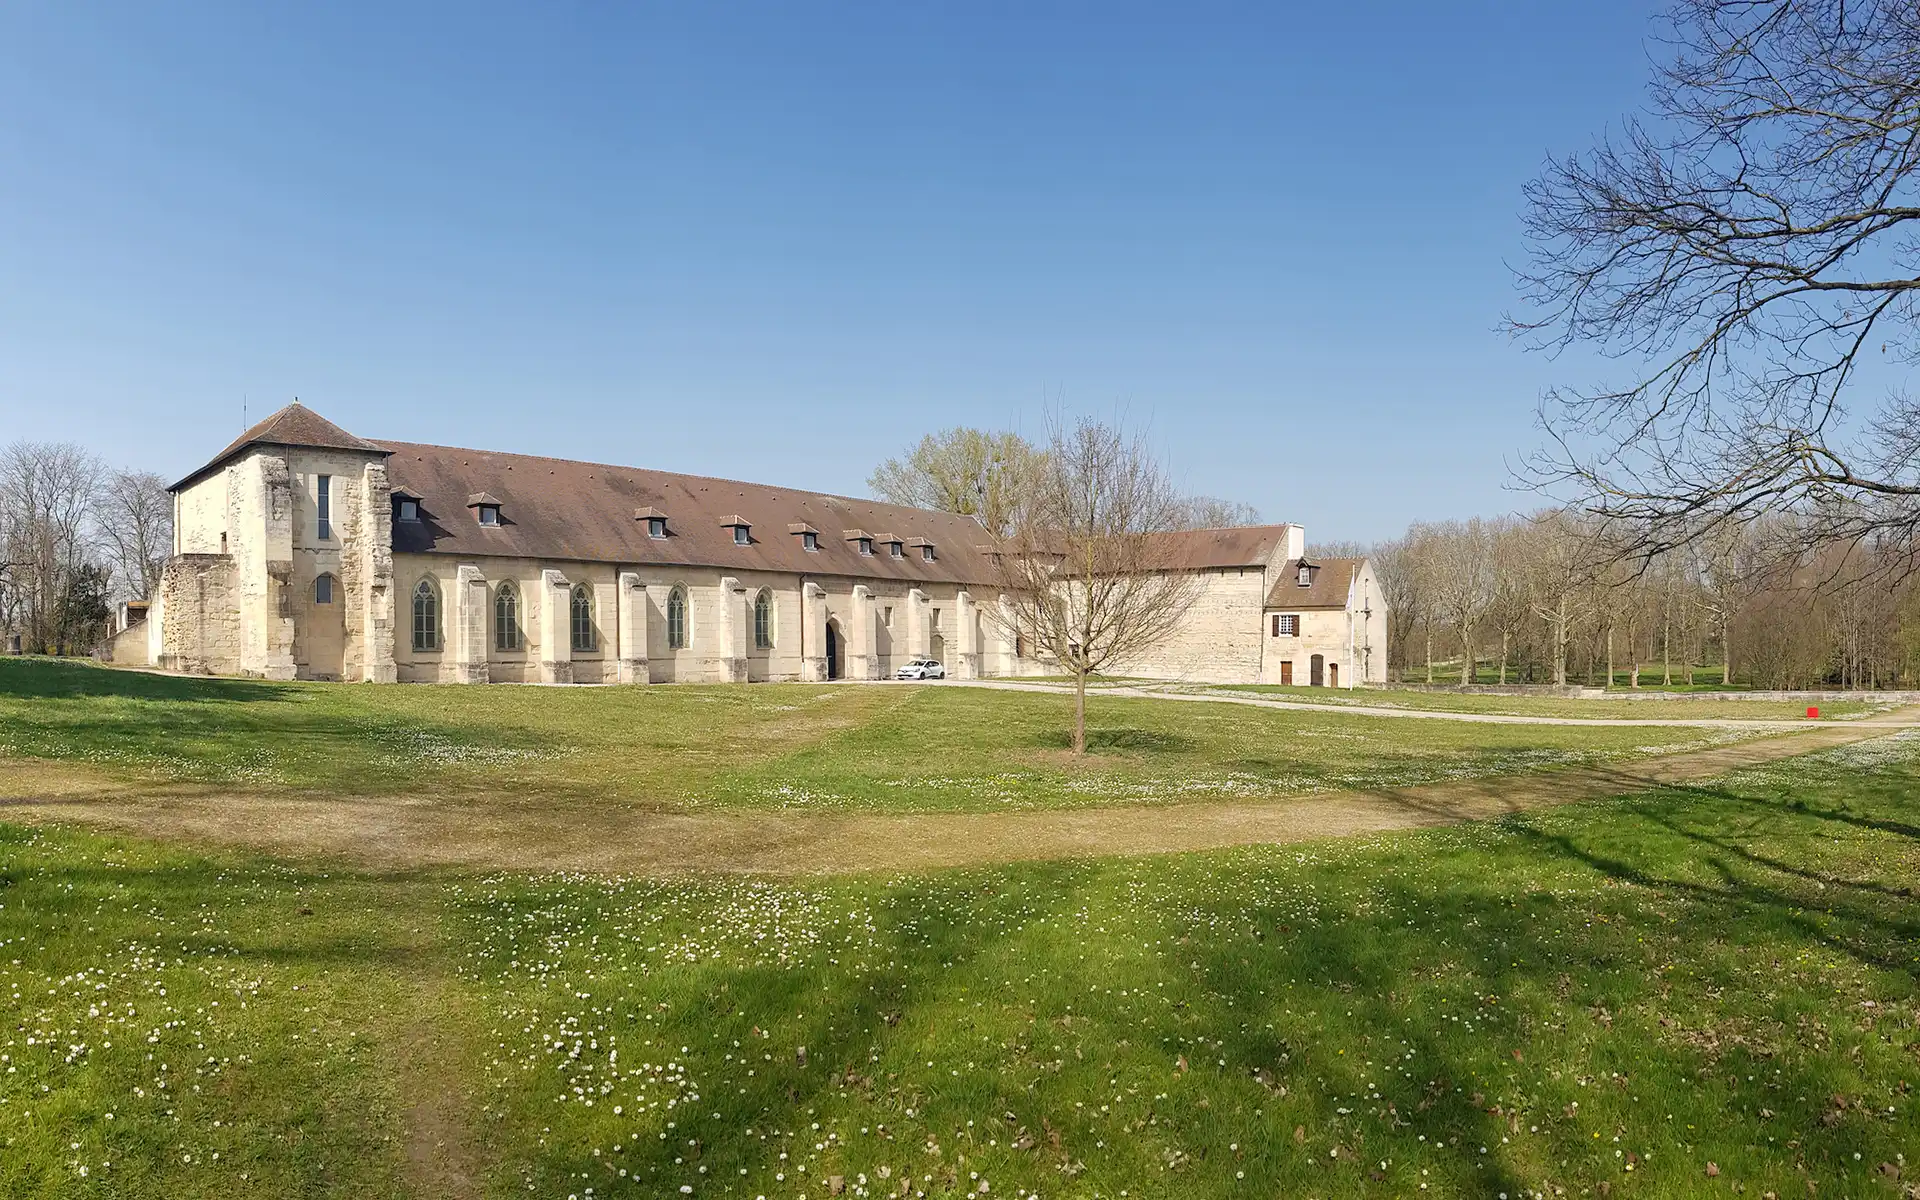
<box><xmin>0</xmin><ymin>657</ymin><xmax>557</xmax><ymax>792</ymax></box>
<box><xmin>0</xmin><ymin>656</ymin><xmax>291</xmax><ymax>703</ymax></box>
<box><xmin>1029</xmin><ymin>726</ymin><xmax>1198</xmax><ymax>754</ymax></box>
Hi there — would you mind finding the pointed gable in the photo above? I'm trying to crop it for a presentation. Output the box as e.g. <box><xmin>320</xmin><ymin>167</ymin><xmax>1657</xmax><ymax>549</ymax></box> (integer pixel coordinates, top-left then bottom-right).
<box><xmin>171</xmin><ymin>403</ymin><xmax>389</xmax><ymax>491</ymax></box>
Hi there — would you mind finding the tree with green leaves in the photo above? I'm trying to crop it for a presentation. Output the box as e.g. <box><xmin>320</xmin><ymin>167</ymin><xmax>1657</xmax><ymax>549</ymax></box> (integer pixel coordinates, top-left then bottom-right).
<box><xmin>867</xmin><ymin>428</ymin><xmax>1040</xmax><ymax>538</ymax></box>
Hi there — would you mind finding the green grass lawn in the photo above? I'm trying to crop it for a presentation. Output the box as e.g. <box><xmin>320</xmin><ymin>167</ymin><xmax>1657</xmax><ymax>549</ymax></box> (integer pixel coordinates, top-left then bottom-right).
<box><xmin>4</xmin><ymin>728</ymin><xmax>1917</xmax><ymax>1197</ymax></box>
<box><xmin>1210</xmin><ymin>683</ymin><xmax>1880</xmax><ymax>722</ymax></box>
<box><xmin>0</xmin><ymin>659</ymin><xmax>1761</xmax><ymax>813</ymax></box>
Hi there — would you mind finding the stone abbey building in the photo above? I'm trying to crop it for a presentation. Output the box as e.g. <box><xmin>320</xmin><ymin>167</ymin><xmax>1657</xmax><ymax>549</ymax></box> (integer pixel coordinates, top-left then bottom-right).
<box><xmin>127</xmin><ymin>404</ymin><xmax>1386</xmax><ymax>686</ymax></box>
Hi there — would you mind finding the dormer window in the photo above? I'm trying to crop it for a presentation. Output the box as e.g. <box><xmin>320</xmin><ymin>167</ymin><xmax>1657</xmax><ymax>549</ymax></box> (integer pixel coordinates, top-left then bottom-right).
<box><xmin>635</xmin><ymin>507</ymin><xmax>669</xmax><ymax>539</ymax></box>
<box><xmin>909</xmin><ymin>537</ymin><xmax>936</xmax><ymax>563</ymax></box>
<box><xmin>1297</xmin><ymin>562</ymin><xmax>1315</xmax><ymax>587</ymax></box>
<box><xmin>844</xmin><ymin>528</ymin><xmax>876</xmax><ymax>556</ymax></box>
<box><xmin>720</xmin><ymin>514</ymin><xmax>752</xmax><ymax>546</ymax></box>
<box><xmin>735</xmin><ymin>526</ymin><xmax>750</xmax><ymax>545</ymax></box>
<box><xmin>803</xmin><ymin>531</ymin><xmax>819</xmax><ymax>551</ymax></box>
<box><xmin>888</xmin><ymin>539</ymin><xmax>904</xmax><ymax>559</ymax></box>
<box><xmin>467</xmin><ymin>491</ymin><xmax>504</xmax><ymax>527</ymax></box>
<box><xmin>858</xmin><ymin>538</ymin><xmax>874</xmax><ymax>556</ymax></box>
<box><xmin>392</xmin><ymin>487</ymin><xmax>422</xmax><ymax>523</ymax></box>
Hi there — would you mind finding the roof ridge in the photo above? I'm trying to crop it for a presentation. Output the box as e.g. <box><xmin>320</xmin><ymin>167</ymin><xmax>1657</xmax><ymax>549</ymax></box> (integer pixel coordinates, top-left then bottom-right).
<box><xmin>376</xmin><ymin>438</ymin><xmax>969</xmax><ymax>523</ymax></box>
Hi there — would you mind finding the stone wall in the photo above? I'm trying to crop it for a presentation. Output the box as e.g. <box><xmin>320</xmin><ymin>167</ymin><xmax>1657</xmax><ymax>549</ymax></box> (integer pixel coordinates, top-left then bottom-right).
<box><xmin>385</xmin><ymin>552</ymin><xmax>1029</xmax><ymax>684</ymax></box>
<box><xmin>153</xmin><ymin>554</ymin><xmax>242</xmax><ymax>674</ymax></box>
<box><xmin>174</xmin><ymin>445</ymin><xmax>395</xmax><ymax>682</ymax></box>
<box><xmin>1109</xmin><ymin>568</ymin><xmax>1270</xmax><ymax>683</ymax></box>
<box><xmin>100</xmin><ymin>620</ymin><xmax>152</xmax><ymax>666</ymax></box>
<box><xmin>1258</xmin><ymin>561</ymin><xmax>1390</xmax><ymax>687</ymax></box>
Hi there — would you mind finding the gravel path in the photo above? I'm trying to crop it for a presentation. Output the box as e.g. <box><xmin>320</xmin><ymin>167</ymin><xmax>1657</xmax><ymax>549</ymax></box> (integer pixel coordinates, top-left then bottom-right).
<box><xmin>941</xmin><ymin>678</ymin><xmax>1910</xmax><ymax>728</ymax></box>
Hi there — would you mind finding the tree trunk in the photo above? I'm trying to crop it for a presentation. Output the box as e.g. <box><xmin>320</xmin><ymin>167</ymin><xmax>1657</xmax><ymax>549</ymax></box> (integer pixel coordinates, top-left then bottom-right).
<box><xmin>1661</xmin><ymin>602</ymin><xmax>1673</xmax><ymax>686</ymax></box>
<box><xmin>1073</xmin><ymin>668</ymin><xmax>1087</xmax><ymax>756</ymax></box>
<box><xmin>1605</xmin><ymin>621</ymin><xmax>1615</xmax><ymax>689</ymax></box>
<box><xmin>1460</xmin><ymin>626</ymin><xmax>1474</xmax><ymax>686</ymax></box>
<box><xmin>1553</xmin><ymin>599</ymin><xmax>1569</xmax><ymax>687</ymax></box>
<box><xmin>1498</xmin><ymin>629</ymin><xmax>1510</xmax><ymax>685</ymax></box>
<box><xmin>1721</xmin><ymin>606</ymin><xmax>1732</xmax><ymax>688</ymax></box>
<box><xmin>1425</xmin><ymin>626</ymin><xmax>1434</xmax><ymax>684</ymax></box>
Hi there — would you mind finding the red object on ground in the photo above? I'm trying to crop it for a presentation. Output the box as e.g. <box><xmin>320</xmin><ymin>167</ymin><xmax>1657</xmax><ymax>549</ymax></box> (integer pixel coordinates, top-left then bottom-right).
<box><xmin>1807</xmin><ymin>706</ymin><xmax>1820</xmax><ymax>719</ymax></box>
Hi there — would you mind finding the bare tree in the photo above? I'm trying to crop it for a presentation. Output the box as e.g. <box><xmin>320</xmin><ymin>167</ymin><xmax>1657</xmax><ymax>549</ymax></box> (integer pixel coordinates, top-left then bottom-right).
<box><xmin>1306</xmin><ymin>539</ymin><xmax>1368</xmax><ymax>559</ymax></box>
<box><xmin>0</xmin><ymin>441</ymin><xmax>105</xmax><ymax>653</ymax></box>
<box><xmin>1180</xmin><ymin>496</ymin><xmax>1263</xmax><ymax>529</ymax></box>
<box><xmin>1486</xmin><ymin>518</ymin><xmax>1533</xmax><ymax>684</ymax></box>
<box><xmin>1516</xmin><ymin>0</ymin><xmax>1920</xmax><ymax>568</ymax></box>
<box><xmin>96</xmin><ymin>469</ymin><xmax>173</xmax><ymax>600</ymax></box>
<box><xmin>1370</xmin><ymin>535</ymin><xmax>1426</xmax><ymax>682</ymax></box>
<box><xmin>1522</xmin><ymin>509</ymin><xmax>1601</xmax><ymax>687</ymax></box>
<box><xmin>868</xmin><ymin>428</ymin><xmax>1040</xmax><ymax>539</ymax></box>
<box><xmin>1429</xmin><ymin>518</ymin><xmax>1497</xmax><ymax>684</ymax></box>
<box><xmin>991</xmin><ymin>415</ymin><xmax>1201</xmax><ymax>755</ymax></box>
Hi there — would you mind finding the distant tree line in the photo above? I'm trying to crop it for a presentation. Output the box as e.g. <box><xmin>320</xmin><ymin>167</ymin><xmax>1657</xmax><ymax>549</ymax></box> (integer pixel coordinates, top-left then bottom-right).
<box><xmin>1366</xmin><ymin>512</ymin><xmax>1920</xmax><ymax>690</ymax></box>
<box><xmin>0</xmin><ymin>441</ymin><xmax>171</xmax><ymax>655</ymax></box>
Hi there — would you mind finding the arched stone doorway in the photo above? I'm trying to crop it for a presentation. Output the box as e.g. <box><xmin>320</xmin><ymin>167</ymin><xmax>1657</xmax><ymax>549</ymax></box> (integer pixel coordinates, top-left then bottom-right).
<box><xmin>1309</xmin><ymin>653</ymin><xmax>1325</xmax><ymax>687</ymax></box>
<box><xmin>824</xmin><ymin>619</ymin><xmax>843</xmax><ymax>681</ymax></box>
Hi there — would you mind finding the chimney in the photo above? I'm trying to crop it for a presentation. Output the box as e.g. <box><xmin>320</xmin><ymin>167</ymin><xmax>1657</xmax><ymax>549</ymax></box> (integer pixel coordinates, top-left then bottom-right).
<box><xmin>1285</xmin><ymin>524</ymin><xmax>1305</xmax><ymax>561</ymax></box>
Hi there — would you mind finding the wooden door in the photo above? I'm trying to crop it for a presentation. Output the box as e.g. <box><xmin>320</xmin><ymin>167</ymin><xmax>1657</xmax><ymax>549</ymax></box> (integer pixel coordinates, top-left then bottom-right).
<box><xmin>1279</xmin><ymin>660</ymin><xmax>1293</xmax><ymax>685</ymax></box>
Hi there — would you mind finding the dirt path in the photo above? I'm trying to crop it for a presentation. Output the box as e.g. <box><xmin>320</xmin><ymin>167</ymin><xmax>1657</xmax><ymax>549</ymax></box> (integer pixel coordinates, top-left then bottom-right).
<box><xmin>948</xmin><ymin>678</ymin><xmax>1913</xmax><ymax>728</ymax></box>
<box><xmin>391</xmin><ymin>955</ymin><xmax>486</xmax><ymax>1200</ymax></box>
<box><xmin>4</xmin><ymin>709</ymin><xmax>1910</xmax><ymax>876</ymax></box>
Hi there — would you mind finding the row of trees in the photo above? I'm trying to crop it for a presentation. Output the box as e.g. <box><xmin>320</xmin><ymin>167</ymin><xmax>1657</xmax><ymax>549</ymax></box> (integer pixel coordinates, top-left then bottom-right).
<box><xmin>867</xmin><ymin>423</ymin><xmax>1920</xmax><ymax>693</ymax></box>
<box><xmin>0</xmin><ymin>441</ymin><xmax>172</xmax><ymax>655</ymax></box>
<box><xmin>1367</xmin><ymin>513</ymin><xmax>1920</xmax><ymax>690</ymax></box>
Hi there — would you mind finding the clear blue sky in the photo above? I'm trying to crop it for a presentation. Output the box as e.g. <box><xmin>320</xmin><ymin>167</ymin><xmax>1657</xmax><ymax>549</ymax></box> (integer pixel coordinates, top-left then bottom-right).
<box><xmin>0</xmin><ymin>2</ymin><xmax>1664</xmax><ymax>543</ymax></box>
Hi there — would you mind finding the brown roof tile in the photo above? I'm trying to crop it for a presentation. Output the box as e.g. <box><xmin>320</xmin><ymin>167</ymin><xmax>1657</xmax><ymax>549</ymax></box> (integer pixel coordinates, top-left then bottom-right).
<box><xmin>1265</xmin><ymin>557</ymin><xmax>1363</xmax><ymax>609</ymax></box>
<box><xmin>1136</xmin><ymin>525</ymin><xmax>1299</xmax><ymax>571</ymax></box>
<box><xmin>179</xmin><ymin>407</ymin><xmax>1307</xmax><ymax>587</ymax></box>
<box><xmin>171</xmin><ymin>403</ymin><xmax>387</xmax><ymax>490</ymax></box>
<box><xmin>382</xmin><ymin>440</ymin><xmax>1009</xmax><ymax>584</ymax></box>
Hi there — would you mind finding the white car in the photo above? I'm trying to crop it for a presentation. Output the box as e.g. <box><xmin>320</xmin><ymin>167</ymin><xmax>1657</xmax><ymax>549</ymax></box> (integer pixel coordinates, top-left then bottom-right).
<box><xmin>895</xmin><ymin>658</ymin><xmax>946</xmax><ymax>680</ymax></box>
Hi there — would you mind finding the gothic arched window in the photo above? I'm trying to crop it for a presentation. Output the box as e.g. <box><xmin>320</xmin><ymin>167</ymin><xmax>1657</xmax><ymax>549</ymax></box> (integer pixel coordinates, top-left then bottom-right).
<box><xmin>570</xmin><ymin>584</ymin><xmax>595</xmax><ymax>652</ymax></box>
<box><xmin>495</xmin><ymin>582</ymin><xmax>521</xmax><ymax>651</ymax></box>
<box><xmin>753</xmin><ymin>589</ymin><xmax>774</xmax><ymax>650</ymax></box>
<box><xmin>667</xmin><ymin>585</ymin><xmax>689</xmax><ymax>650</ymax></box>
<box><xmin>411</xmin><ymin>579</ymin><xmax>439</xmax><ymax>652</ymax></box>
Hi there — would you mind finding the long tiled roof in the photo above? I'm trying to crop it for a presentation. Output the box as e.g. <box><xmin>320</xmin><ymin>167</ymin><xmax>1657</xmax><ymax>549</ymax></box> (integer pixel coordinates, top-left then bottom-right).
<box><xmin>383</xmin><ymin>439</ymin><xmax>1301</xmax><ymax>582</ymax></box>
<box><xmin>383</xmin><ymin>440</ymin><xmax>1002</xmax><ymax>583</ymax></box>
<box><xmin>173</xmin><ymin>404</ymin><xmax>1303</xmax><ymax>583</ymax></box>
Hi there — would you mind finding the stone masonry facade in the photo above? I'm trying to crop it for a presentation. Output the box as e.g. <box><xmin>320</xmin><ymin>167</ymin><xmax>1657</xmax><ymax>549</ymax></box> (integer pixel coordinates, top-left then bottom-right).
<box><xmin>141</xmin><ymin>405</ymin><xmax>1386</xmax><ymax>687</ymax></box>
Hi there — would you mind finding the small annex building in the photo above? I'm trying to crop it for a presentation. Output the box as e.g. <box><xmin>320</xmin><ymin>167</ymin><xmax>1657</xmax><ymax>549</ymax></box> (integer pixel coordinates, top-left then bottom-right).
<box><xmin>130</xmin><ymin>404</ymin><xmax>1386</xmax><ymax>686</ymax></box>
